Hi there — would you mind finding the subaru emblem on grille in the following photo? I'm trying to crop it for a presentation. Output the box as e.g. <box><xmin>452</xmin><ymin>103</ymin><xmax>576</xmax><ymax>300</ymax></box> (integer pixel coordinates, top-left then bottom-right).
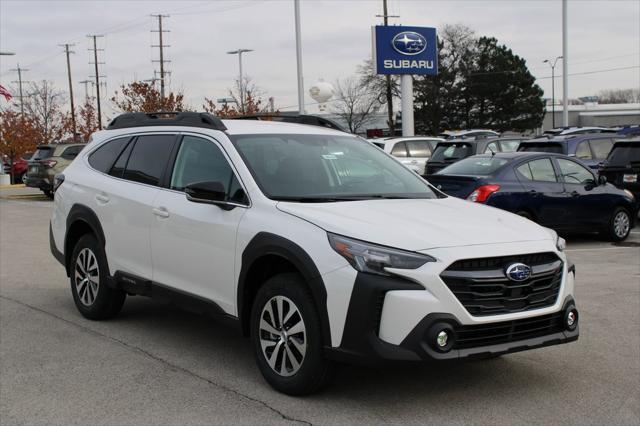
<box><xmin>505</xmin><ymin>263</ymin><xmax>532</xmax><ymax>282</ymax></box>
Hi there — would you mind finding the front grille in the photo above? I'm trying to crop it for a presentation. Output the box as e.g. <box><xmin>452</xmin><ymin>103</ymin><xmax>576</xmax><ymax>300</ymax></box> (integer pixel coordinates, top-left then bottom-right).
<box><xmin>441</xmin><ymin>252</ymin><xmax>563</xmax><ymax>316</ymax></box>
<box><xmin>453</xmin><ymin>312</ymin><xmax>565</xmax><ymax>349</ymax></box>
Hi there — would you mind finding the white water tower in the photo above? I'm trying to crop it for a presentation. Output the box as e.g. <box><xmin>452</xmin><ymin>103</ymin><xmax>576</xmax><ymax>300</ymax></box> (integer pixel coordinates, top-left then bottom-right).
<box><xmin>309</xmin><ymin>80</ymin><xmax>334</xmax><ymax>112</ymax></box>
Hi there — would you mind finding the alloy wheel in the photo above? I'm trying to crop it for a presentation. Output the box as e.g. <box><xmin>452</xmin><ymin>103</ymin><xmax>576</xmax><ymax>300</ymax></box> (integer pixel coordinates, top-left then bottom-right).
<box><xmin>259</xmin><ymin>295</ymin><xmax>307</xmax><ymax>377</ymax></box>
<box><xmin>75</xmin><ymin>248</ymin><xmax>99</xmax><ymax>306</ymax></box>
<box><xmin>613</xmin><ymin>211</ymin><xmax>630</xmax><ymax>239</ymax></box>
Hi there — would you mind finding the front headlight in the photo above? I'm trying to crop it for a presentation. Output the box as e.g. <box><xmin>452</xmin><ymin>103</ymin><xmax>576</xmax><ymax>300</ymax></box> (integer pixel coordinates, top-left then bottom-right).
<box><xmin>545</xmin><ymin>228</ymin><xmax>566</xmax><ymax>252</ymax></box>
<box><xmin>328</xmin><ymin>233</ymin><xmax>435</xmax><ymax>276</ymax></box>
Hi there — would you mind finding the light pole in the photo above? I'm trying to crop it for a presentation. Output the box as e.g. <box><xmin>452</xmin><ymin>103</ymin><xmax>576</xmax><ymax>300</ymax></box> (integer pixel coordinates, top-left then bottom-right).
<box><xmin>227</xmin><ymin>48</ymin><xmax>253</xmax><ymax>113</ymax></box>
<box><xmin>293</xmin><ymin>0</ymin><xmax>305</xmax><ymax>114</ymax></box>
<box><xmin>543</xmin><ymin>56</ymin><xmax>562</xmax><ymax>128</ymax></box>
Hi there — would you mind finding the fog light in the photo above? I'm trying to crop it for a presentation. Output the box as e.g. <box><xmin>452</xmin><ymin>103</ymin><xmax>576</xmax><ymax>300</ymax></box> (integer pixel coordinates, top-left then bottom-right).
<box><xmin>437</xmin><ymin>330</ymin><xmax>449</xmax><ymax>347</ymax></box>
<box><xmin>564</xmin><ymin>307</ymin><xmax>578</xmax><ymax>331</ymax></box>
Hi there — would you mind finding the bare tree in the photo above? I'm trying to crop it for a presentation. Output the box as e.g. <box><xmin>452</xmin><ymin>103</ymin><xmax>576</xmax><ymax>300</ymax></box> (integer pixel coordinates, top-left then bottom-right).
<box><xmin>23</xmin><ymin>80</ymin><xmax>71</xmax><ymax>144</ymax></box>
<box><xmin>357</xmin><ymin>59</ymin><xmax>399</xmax><ymax>127</ymax></box>
<box><xmin>597</xmin><ymin>88</ymin><xmax>640</xmax><ymax>104</ymax></box>
<box><xmin>331</xmin><ymin>77</ymin><xmax>382</xmax><ymax>134</ymax></box>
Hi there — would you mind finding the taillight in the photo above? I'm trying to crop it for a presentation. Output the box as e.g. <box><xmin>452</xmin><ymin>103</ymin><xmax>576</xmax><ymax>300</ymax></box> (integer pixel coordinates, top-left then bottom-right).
<box><xmin>41</xmin><ymin>160</ymin><xmax>57</xmax><ymax>168</ymax></box>
<box><xmin>467</xmin><ymin>185</ymin><xmax>501</xmax><ymax>203</ymax></box>
<box><xmin>53</xmin><ymin>174</ymin><xmax>65</xmax><ymax>192</ymax></box>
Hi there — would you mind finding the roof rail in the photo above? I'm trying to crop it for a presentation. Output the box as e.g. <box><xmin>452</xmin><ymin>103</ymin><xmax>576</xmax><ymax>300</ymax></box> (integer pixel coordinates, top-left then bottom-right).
<box><xmin>232</xmin><ymin>113</ymin><xmax>345</xmax><ymax>132</ymax></box>
<box><xmin>106</xmin><ymin>111</ymin><xmax>227</xmax><ymax>131</ymax></box>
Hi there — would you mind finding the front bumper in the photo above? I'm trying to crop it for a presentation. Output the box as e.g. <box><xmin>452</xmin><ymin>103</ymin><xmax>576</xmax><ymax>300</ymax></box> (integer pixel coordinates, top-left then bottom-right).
<box><xmin>325</xmin><ymin>241</ymin><xmax>578</xmax><ymax>365</ymax></box>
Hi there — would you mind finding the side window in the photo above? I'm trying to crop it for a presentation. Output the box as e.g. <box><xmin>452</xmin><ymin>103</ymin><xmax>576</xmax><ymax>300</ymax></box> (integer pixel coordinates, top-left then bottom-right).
<box><xmin>406</xmin><ymin>140</ymin><xmax>432</xmax><ymax>157</ymax></box>
<box><xmin>590</xmin><ymin>139</ymin><xmax>613</xmax><ymax>159</ymax></box>
<box><xmin>500</xmin><ymin>140</ymin><xmax>521</xmax><ymax>152</ymax></box>
<box><xmin>556</xmin><ymin>158</ymin><xmax>594</xmax><ymax>184</ymax></box>
<box><xmin>517</xmin><ymin>159</ymin><xmax>557</xmax><ymax>182</ymax></box>
<box><xmin>88</xmin><ymin>138</ymin><xmax>130</xmax><ymax>173</ymax></box>
<box><xmin>575</xmin><ymin>141</ymin><xmax>592</xmax><ymax>159</ymax></box>
<box><xmin>122</xmin><ymin>135</ymin><xmax>176</xmax><ymax>186</ymax></box>
<box><xmin>61</xmin><ymin>145</ymin><xmax>83</xmax><ymax>160</ymax></box>
<box><xmin>109</xmin><ymin>139</ymin><xmax>134</xmax><ymax>178</ymax></box>
<box><xmin>390</xmin><ymin>142</ymin><xmax>408</xmax><ymax>157</ymax></box>
<box><xmin>170</xmin><ymin>136</ymin><xmax>247</xmax><ymax>203</ymax></box>
<box><xmin>484</xmin><ymin>142</ymin><xmax>499</xmax><ymax>153</ymax></box>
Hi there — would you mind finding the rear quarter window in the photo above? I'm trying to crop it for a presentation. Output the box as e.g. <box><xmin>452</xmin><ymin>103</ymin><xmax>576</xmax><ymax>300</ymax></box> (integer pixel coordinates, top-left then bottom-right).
<box><xmin>88</xmin><ymin>138</ymin><xmax>131</xmax><ymax>173</ymax></box>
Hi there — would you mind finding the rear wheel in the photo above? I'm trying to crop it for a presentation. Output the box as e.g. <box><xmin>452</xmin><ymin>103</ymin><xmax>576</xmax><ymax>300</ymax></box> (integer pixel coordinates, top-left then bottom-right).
<box><xmin>250</xmin><ymin>273</ymin><xmax>333</xmax><ymax>395</ymax></box>
<box><xmin>603</xmin><ymin>207</ymin><xmax>631</xmax><ymax>242</ymax></box>
<box><xmin>70</xmin><ymin>234</ymin><xmax>125</xmax><ymax>320</ymax></box>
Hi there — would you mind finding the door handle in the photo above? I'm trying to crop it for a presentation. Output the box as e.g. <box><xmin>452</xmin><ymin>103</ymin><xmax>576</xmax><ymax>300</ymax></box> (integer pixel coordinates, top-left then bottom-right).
<box><xmin>152</xmin><ymin>207</ymin><xmax>170</xmax><ymax>219</ymax></box>
<box><xmin>95</xmin><ymin>194</ymin><xmax>110</xmax><ymax>204</ymax></box>
<box><xmin>570</xmin><ymin>191</ymin><xmax>580</xmax><ymax>197</ymax></box>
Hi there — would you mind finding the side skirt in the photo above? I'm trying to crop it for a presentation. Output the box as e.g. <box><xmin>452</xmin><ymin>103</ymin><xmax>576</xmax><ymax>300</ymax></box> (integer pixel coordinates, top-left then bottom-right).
<box><xmin>111</xmin><ymin>271</ymin><xmax>241</xmax><ymax>332</ymax></box>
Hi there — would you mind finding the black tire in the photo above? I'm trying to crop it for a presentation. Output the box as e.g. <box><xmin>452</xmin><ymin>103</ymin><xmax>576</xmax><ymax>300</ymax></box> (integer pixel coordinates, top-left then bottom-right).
<box><xmin>602</xmin><ymin>207</ymin><xmax>631</xmax><ymax>242</ymax></box>
<box><xmin>70</xmin><ymin>234</ymin><xmax>125</xmax><ymax>320</ymax></box>
<box><xmin>43</xmin><ymin>190</ymin><xmax>53</xmax><ymax>199</ymax></box>
<box><xmin>250</xmin><ymin>273</ymin><xmax>334</xmax><ymax>395</ymax></box>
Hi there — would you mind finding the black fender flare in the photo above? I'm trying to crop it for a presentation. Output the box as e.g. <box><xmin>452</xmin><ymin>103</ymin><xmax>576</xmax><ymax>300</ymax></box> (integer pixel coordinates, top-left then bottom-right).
<box><xmin>237</xmin><ymin>232</ymin><xmax>331</xmax><ymax>344</ymax></box>
<box><xmin>64</xmin><ymin>204</ymin><xmax>108</xmax><ymax>275</ymax></box>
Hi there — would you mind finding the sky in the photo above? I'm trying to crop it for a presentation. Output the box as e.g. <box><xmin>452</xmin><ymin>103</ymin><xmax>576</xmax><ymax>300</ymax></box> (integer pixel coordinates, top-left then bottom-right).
<box><xmin>1</xmin><ymin>0</ymin><xmax>639</xmax><ymax>118</ymax></box>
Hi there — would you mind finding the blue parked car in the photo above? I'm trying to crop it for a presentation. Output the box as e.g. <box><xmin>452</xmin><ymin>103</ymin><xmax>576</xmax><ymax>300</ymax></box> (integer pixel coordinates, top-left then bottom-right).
<box><xmin>517</xmin><ymin>134</ymin><xmax>618</xmax><ymax>171</ymax></box>
<box><xmin>427</xmin><ymin>152</ymin><xmax>637</xmax><ymax>241</ymax></box>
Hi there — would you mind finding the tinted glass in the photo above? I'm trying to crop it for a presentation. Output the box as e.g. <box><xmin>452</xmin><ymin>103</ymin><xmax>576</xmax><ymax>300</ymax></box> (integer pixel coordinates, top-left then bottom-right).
<box><xmin>122</xmin><ymin>135</ymin><xmax>175</xmax><ymax>186</ymax></box>
<box><xmin>607</xmin><ymin>145</ymin><xmax>640</xmax><ymax>166</ymax></box>
<box><xmin>232</xmin><ymin>134</ymin><xmax>438</xmax><ymax>200</ymax></box>
<box><xmin>557</xmin><ymin>159</ymin><xmax>594</xmax><ymax>184</ymax></box>
<box><xmin>88</xmin><ymin>138</ymin><xmax>129</xmax><ymax>173</ymax></box>
<box><xmin>519</xmin><ymin>143</ymin><xmax>564</xmax><ymax>154</ymax></box>
<box><xmin>170</xmin><ymin>136</ymin><xmax>245</xmax><ymax>203</ymax></box>
<box><xmin>391</xmin><ymin>142</ymin><xmax>407</xmax><ymax>157</ymax></box>
<box><xmin>32</xmin><ymin>147</ymin><xmax>54</xmax><ymax>160</ymax></box>
<box><xmin>109</xmin><ymin>139</ymin><xmax>134</xmax><ymax>178</ymax></box>
<box><xmin>575</xmin><ymin>142</ymin><xmax>592</xmax><ymax>159</ymax></box>
<box><xmin>61</xmin><ymin>145</ymin><xmax>83</xmax><ymax>159</ymax></box>
<box><xmin>438</xmin><ymin>156</ymin><xmax>509</xmax><ymax>176</ymax></box>
<box><xmin>430</xmin><ymin>144</ymin><xmax>472</xmax><ymax>162</ymax></box>
<box><xmin>406</xmin><ymin>140</ymin><xmax>432</xmax><ymax>157</ymax></box>
<box><xmin>589</xmin><ymin>139</ymin><xmax>613</xmax><ymax>159</ymax></box>
<box><xmin>517</xmin><ymin>159</ymin><xmax>557</xmax><ymax>182</ymax></box>
<box><xmin>500</xmin><ymin>140</ymin><xmax>521</xmax><ymax>152</ymax></box>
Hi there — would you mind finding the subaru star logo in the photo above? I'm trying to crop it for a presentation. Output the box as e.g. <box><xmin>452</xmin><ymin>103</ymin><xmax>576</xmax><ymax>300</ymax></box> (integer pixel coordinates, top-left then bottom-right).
<box><xmin>392</xmin><ymin>31</ymin><xmax>427</xmax><ymax>56</ymax></box>
<box><xmin>505</xmin><ymin>263</ymin><xmax>532</xmax><ymax>282</ymax></box>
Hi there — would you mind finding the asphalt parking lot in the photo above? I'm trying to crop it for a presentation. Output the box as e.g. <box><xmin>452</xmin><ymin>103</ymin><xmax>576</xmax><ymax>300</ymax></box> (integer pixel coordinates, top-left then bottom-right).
<box><xmin>1</xmin><ymin>186</ymin><xmax>639</xmax><ymax>425</ymax></box>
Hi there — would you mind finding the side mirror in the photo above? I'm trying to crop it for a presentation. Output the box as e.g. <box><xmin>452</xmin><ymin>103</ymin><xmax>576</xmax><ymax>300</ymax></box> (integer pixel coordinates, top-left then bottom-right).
<box><xmin>598</xmin><ymin>175</ymin><xmax>607</xmax><ymax>186</ymax></box>
<box><xmin>185</xmin><ymin>181</ymin><xmax>229</xmax><ymax>207</ymax></box>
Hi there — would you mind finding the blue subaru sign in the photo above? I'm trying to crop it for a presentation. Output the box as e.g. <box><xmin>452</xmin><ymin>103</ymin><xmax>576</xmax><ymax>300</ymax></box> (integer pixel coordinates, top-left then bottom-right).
<box><xmin>373</xmin><ymin>26</ymin><xmax>438</xmax><ymax>75</ymax></box>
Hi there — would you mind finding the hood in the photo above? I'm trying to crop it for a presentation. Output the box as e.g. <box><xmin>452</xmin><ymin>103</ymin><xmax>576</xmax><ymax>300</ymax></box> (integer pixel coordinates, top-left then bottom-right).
<box><xmin>277</xmin><ymin>197</ymin><xmax>552</xmax><ymax>251</ymax></box>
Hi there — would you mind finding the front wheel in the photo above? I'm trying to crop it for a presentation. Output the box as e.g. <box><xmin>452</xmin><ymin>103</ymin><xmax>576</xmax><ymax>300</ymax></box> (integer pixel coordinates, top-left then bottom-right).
<box><xmin>250</xmin><ymin>273</ymin><xmax>333</xmax><ymax>395</ymax></box>
<box><xmin>70</xmin><ymin>234</ymin><xmax>126</xmax><ymax>320</ymax></box>
<box><xmin>603</xmin><ymin>207</ymin><xmax>631</xmax><ymax>242</ymax></box>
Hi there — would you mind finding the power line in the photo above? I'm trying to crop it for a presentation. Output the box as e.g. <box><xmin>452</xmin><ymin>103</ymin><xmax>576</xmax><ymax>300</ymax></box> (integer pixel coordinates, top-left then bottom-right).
<box><xmin>151</xmin><ymin>14</ymin><xmax>170</xmax><ymax>102</ymax></box>
<box><xmin>537</xmin><ymin>65</ymin><xmax>640</xmax><ymax>79</ymax></box>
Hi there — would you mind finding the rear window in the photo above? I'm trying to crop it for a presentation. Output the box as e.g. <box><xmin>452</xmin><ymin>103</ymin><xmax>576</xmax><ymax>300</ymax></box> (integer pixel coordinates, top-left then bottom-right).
<box><xmin>437</xmin><ymin>156</ymin><xmax>509</xmax><ymax>176</ymax></box>
<box><xmin>430</xmin><ymin>144</ymin><xmax>472</xmax><ymax>162</ymax></box>
<box><xmin>32</xmin><ymin>147</ymin><xmax>54</xmax><ymax>160</ymax></box>
<box><xmin>607</xmin><ymin>144</ymin><xmax>640</xmax><ymax>167</ymax></box>
<box><xmin>406</xmin><ymin>140</ymin><xmax>432</xmax><ymax>157</ymax></box>
<box><xmin>518</xmin><ymin>143</ymin><xmax>564</xmax><ymax>154</ymax></box>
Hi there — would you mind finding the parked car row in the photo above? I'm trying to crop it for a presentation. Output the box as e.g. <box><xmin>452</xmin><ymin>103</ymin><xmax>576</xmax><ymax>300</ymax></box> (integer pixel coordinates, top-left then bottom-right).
<box><xmin>25</xmin><ymin>143</ymin><xmax>85</xmax><ymax>198</ymax></box>
<box><xmin>2</xmin><ymin>151</ymin><xmax>33</xmax><ymax>184</ymax></box>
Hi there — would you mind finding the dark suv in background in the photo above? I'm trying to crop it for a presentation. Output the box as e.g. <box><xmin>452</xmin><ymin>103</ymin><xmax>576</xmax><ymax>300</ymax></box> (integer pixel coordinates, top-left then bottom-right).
<box><xmin>26</xmin><ymin>143</ymin><xmax>85</xmax><ymax>198</ymax></box>
<box><xmin>517</xmin><ymin>134</ymin><xmax>618</xmax><ymax>171</ymax></box>
<box><xmin>599</xmin><ymin>137</ymin><xmax>640</xmax><ymax>201</ymax></box>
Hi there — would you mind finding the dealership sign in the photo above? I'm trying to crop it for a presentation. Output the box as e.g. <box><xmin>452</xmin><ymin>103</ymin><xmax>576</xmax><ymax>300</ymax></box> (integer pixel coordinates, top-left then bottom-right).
<box><xmin>372</xmin><ymin>26</ymin><xmax>438</xmax><ymax>75</ymax></box>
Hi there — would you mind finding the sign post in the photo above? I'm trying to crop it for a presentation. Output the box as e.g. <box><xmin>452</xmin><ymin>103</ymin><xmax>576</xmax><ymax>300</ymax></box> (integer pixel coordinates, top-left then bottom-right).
<box><xmin>372</xmin><ymin>26</ymin><xmax>438</xmax><ymax>136</ymax></box>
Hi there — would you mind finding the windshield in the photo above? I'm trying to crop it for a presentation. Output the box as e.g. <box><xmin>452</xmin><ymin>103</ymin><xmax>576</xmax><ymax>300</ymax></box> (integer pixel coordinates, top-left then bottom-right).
<box><xmin>32</xmin><ymin>147</ymin><xmax>54</xmax><ymax>160</ymax></box>
<box><xmin>607</xmin><ymin>145</ymin><xmax>640</xmax><ymax>167</ymax></box>
<box><xmin>437</xmin><ymin>156</ymin><xmax>509</xmax><ymax>176</ymax></box>
<box><xmin>430</xmin><ymin>143</ymin><xmax>472</xmax><ymax>162</ymax></box>
<box><xmin>231</xmin><ymin>134</ymin><xmax>438</xmax><ymax>201</ymax></box>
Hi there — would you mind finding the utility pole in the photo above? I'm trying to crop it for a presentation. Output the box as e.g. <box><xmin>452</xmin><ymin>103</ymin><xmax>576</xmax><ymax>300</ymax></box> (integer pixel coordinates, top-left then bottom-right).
<box><xmin>10</xmin><ymin>64</ymin><xmax>28</xmax><ymax>115</ymax></box>
<box><xmin>293</xmin><ymin>0</ymin><xmax>305</xmax><ymax>114</ymax></box>
<box><xmin>78</xmin><ymin>79</ymin><xmax>93</xmax><ymax>100</ymax></box>
<box><xmin>562</xmin><ymin>0</ymin><xmax>569</xmax><ymax>126</ymax></box>
<box><xmin>60</xmin><ymin>43</ymin><xmax>77</xmax><ymax>140</ymax></box>
<box><xmin>543</xmin><ymin>56</ymin><xmax>562</xmax><ymax>129</ymax></box>
<box><xmin>377</xmin><ymin>0</ymin><xmax>399</xmax><ymax>135</ymax></box>
<box><xmin>87</xmin><ymin>35</ymin><xmax>104</xmax><ymax>129</ymax></box>
<box><xmin>151</xmin><ymin>14</ymin><xmax>170</xmax><ymax>103</ymax></box>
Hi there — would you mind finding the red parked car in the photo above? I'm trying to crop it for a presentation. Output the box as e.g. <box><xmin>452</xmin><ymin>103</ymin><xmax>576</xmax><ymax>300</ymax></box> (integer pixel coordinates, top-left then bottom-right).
<box><xmin>3</xmin><ymin>152</ymin><xmax>33</xmax><ymax>184</ymax></box>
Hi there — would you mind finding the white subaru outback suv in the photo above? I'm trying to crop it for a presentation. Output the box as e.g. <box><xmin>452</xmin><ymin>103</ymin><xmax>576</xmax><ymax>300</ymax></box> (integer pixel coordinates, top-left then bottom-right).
<box><xmin>50</xmin><ymin>112</ymin><xmax>579</xmax><ymax>395</ymax></box>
